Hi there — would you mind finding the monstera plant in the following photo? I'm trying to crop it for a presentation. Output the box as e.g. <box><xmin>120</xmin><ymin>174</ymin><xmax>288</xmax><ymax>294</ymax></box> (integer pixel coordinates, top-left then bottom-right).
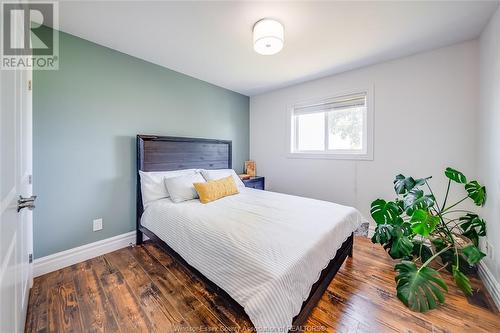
<box><xmin>371</xmin><ymin>167</ymin><xmax>487</xmax><ymax>312</ymax></box>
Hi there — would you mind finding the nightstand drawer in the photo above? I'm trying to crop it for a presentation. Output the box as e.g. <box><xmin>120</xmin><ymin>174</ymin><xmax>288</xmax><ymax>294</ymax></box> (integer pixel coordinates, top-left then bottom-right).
<box><xmin>242</xmin><ymin>177</ymin><xmax>265</xmax><ymax>190</ymax></box>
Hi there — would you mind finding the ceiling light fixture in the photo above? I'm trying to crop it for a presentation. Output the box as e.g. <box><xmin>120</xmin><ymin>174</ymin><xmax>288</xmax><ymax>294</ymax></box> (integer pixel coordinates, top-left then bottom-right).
<box><xmin>253</xmin><ymin>19</ymin><xmax>284</xmax><ymax>55</ymax></box>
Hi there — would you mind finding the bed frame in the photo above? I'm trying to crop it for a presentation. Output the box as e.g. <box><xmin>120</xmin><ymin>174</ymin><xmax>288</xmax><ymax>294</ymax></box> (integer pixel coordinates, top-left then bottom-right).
<box><xmin>136</xmin><ymin>134</ymin><xmax>354</xmax><ymax>330</ymax></box>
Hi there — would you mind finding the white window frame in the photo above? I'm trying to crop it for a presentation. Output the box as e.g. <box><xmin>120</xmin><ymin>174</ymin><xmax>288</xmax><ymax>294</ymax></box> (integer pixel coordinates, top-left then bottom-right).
<box><xmin>286</xmin><ymin>87</ymin><xmax>374</xmax><ymax>160</ymax></box>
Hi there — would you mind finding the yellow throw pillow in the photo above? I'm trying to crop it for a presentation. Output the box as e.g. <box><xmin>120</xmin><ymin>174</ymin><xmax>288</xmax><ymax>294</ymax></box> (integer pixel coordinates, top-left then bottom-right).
<box><xmin>193</xmin><ymin>176</ymin><xmax>239</xmax><ymax>204</ymax></box>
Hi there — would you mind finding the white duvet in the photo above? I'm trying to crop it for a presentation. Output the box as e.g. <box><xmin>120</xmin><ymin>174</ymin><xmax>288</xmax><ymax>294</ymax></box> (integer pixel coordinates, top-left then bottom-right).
<box><xmin>141</xmin><ymin>188</ymin><xmax>363</xmax><ymax>332</ymax></box>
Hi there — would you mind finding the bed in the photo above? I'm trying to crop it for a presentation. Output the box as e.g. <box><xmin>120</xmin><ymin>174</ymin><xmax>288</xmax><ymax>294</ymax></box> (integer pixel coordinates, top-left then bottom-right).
<box><xmin>136</xmin><ymin>135</ymin><xmax>363</xmax><ymax>332</ymax></box>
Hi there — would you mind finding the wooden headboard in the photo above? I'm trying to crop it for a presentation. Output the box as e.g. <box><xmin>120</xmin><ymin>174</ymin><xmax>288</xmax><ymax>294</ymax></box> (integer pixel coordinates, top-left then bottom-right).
<box><xmin>136</xmin><ymin>135</ymin><xmax>232</xmax><ymax>237</ymax></box>
<box><xmin>137</xmin><ymin>135</ymin><xmax>232</xmax><ymax>172</ymax></box>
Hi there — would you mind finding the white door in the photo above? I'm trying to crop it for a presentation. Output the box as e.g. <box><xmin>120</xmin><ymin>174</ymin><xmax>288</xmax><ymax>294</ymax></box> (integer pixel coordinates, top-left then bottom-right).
<box><xmin>0</xmin><ymin>9</ymin><xmax>34</xmax><ymax>333</ymax></box>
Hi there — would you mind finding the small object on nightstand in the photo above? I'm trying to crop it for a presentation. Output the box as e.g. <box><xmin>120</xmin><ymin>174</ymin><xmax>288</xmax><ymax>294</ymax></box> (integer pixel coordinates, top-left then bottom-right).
<box><xmin>242</xmin><ymin>176</ymin><xmax>265</xmax><ymax>190</ymax></box>
<box><xmin>244</xmin><ymin>160</ymin><xmax>256</xmax><ymax>177</ymax></box>
<box><xmin>239</xmin><ymin>173</ymin><xmax>251</xmax><ymax>180</ymax></box>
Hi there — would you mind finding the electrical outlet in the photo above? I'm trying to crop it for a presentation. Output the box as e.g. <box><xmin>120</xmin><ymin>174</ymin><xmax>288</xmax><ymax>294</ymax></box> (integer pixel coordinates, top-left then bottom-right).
<box><xmin>93</xmin><ymin>218</ymin><xmax>103</xmax><ymax>231</ymax></box>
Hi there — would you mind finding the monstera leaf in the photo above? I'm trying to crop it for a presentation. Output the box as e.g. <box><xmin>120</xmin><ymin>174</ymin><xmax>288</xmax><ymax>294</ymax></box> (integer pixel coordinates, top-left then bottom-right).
<box><xmin>395</xmin><ymin>261</ymin><xmax>447</xmax><ymax>312</ymax></box>
<box><xmin>410</xmin><ymin>209</ymin><xmax>439</xmax><ymax>237</ymax></box>
<box><xmin>386</xmin><ymin>229</ymin><xmax>414</xmax><ymax>259</ymax></box>
<box><xmin>371</xmin><ymin>199</ymin><xmax>401</xmax><ymax>224</ymax></box>
<box><xmin>462</xmin><ymin>245</ymin><xmax>486</xmax><ymax>265</ymax></box>
<box><xmin>371</xmin><ymin>224</ymin><xmax>393</xmax><ymax>245</ymax></box>
<box><xmin>462</xmin><ymin>229</ymin><xmax>480</xmax><ymax>247</ymax></box>
<box><xmin>452</xmin><ymin>265</ymin><xmax>472</xmax><ymax>296</ymax></box>
<box><xmin>403</xmin><ymin>190</ymin><xmax>435</xmax><ymax>216</ymax></box>
<box><xmin>394</xmin><ymin>174</ymin><xmax>426</xmax><ymax>195</ymax></box>
<box><xmin>458</xmin><ymin>214</ymin><xmax>482</xmax><ymax>247</ymax></box>
<box><xmin>444</xmin><ymin>167</ymin><xmax>467</xmax><ymax>184</ymax></box>
<box><xmin>397</xmin><ymin>218</ymin><xmax>413</xmax><ymax>236</ymax></box>
<box><xmin>465</xmin><ymin>181</ymin><xmax>487</xmax><ymax>206</ymax></box>
<box><xmin>459</xmin><ymin>213</ymin><xmax>486</xmax><ymax>237</ymax></box>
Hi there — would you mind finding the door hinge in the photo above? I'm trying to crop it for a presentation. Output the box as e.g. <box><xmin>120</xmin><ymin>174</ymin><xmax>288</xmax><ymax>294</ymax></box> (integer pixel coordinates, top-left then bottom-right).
<box><xmin>28</xmin><ymin>174</ymin><xmax>32</xmax><ymax>184</ymax></box>
<box><xmin>28</xmin><ymin>80</ymin><xmax>32</xmax><ymax>91</ymax></box>
<box><xmin>29</xmin><ymin>253</ymin><xmax>33</xmax><ymax>264</ymax></box>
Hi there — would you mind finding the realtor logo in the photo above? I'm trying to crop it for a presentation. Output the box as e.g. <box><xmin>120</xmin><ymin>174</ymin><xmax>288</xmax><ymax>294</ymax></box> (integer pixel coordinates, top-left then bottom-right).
<box><xmin>1</xmin><ymin>1</ymin><xmax>58</xmax><ymax>69</ymax></box>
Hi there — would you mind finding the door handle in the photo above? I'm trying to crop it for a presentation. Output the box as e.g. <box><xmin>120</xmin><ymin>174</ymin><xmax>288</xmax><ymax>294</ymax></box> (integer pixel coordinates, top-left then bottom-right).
<box><xmin>17</xmin><ymin>195</ymin><xmax>36</xmax><ymax>212</ymax></box>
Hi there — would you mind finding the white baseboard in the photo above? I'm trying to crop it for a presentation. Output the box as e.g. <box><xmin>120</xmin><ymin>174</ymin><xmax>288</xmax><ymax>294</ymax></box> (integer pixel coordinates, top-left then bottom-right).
<box><xmin>478</xmin><ymin>262</ymin><xmax>500</xmax><ymax>310</ymax></box>
<box><xmin>34</xmin><ymin>231</ymin><xmax>137</xmax><ymax>277</ymax></box>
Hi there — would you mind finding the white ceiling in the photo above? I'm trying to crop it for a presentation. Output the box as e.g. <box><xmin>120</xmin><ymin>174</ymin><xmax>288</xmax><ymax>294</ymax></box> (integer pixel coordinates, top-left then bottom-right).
<box><xmin>57</xmin><ymin>1</ymin><xmax>499</xmax><ymax>96</ymax></box>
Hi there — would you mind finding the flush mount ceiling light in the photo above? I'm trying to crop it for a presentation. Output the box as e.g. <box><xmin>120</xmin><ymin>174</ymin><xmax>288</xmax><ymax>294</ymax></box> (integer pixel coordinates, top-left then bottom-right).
<box><xmin>253</xmin><ymin>19</ymin><xmax>284</xmax><ymax>55</ymax></box>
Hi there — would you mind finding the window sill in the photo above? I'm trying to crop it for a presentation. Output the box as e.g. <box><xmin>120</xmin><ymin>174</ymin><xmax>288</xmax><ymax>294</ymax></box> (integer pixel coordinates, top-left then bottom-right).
<box><xmin>286</xmin><ymin>152</ymin><xmax>373</xmax><ymax>161</ymax></box>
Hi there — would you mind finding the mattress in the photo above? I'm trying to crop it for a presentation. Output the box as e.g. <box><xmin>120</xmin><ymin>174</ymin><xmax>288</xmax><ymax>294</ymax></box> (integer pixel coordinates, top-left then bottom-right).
<box><xmin>141</xmin><ymin>188</ymin><xmax>363</xmax><ymax>332</ymax></box>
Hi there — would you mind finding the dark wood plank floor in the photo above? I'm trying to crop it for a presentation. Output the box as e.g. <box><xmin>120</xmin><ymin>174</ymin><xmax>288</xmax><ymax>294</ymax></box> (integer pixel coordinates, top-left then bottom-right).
<box><xmin>25</xmin><ymin>237</ymin><xmax>500</xmax><ymax>333</ymax></box>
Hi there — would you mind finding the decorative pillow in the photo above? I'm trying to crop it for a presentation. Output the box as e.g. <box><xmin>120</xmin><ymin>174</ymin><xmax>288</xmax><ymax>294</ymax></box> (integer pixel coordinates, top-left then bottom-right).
<box><xmin>164</xmin><ymin>172</ymin><xmax>206</xmax><ymax>203</ymax></box>
<box><xmin>193</xmin><ymin>176</ymin><xmax>239</xmax><ymax>204</ymax></box>
<box><xmin>139</xmin><ymin>169</ymin><xmax>197</xmax><ymax>205</ymax></box>
<box><xmin>200</xmin><ymin>169</ymin><xmax>245</xmax><ymax>188</ymax></box>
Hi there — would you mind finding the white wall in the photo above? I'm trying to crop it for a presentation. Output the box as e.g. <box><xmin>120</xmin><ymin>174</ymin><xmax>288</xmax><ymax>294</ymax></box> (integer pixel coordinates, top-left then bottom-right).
<box><xmin>479</xmin><ymin>7</ymin><xmax>500</xmax><ymax>283</ymax></box>
<box><xmin>250</xmin><ymin>41</ymin><xmax>479</xmax><ymax>222</ymax></box>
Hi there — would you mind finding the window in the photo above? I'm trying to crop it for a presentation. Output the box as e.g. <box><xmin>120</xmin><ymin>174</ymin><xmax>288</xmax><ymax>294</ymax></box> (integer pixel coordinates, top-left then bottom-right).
<box><xmin>289</xmin><ymin>91</ymin><xmax>373</xmax><ymax>160</ymax></box>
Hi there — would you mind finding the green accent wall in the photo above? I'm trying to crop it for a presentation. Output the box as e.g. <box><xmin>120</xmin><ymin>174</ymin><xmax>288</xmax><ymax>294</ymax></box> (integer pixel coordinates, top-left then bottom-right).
<box><xmin>33</xmin><ymin>29</ymin><xmax>249</xmax><ymax>258</ymax></box>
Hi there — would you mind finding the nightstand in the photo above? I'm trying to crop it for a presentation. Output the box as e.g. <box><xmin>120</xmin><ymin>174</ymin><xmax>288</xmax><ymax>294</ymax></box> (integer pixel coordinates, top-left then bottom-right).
<box><xmin>242</xmin><ymin>176</ymin><xmax>265</xmax><ymax>190</ymax></box>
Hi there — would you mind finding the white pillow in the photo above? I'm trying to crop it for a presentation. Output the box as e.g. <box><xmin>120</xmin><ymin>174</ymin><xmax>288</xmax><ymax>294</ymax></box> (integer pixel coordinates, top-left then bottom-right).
<box><xmin>200</xmin><ymin>169</ymin><xmax>245</xmax><ymax>188</ymax></box>
<box><xmin>139</xmin><ymin>169</ymin><xmax>197</xmax><ymax>205</ymax></box>
<box><xmin>164</xmin><ymin>172</ymin><xmax>206</xmax><ymax>203</ymax></box>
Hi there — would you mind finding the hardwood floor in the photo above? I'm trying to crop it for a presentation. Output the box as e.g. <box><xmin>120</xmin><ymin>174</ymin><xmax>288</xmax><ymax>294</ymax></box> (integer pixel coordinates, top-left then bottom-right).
<box><xmin>25</xmin><ymin>237</ymin><xmax>500</xmax><ymax>333</ymax></box>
